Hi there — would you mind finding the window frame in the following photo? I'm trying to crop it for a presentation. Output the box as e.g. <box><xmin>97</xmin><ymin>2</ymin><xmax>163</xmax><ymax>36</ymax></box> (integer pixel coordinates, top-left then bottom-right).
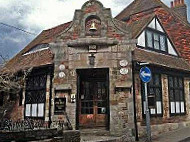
<box><xmin>141</xmin><ymin>73</ymin><xmax>163</xmax><ymax>117</ymax></box>
<box><xmin>145</xmin><ymin>27</ymin><xmax>168</xmax><ymax>54</ymax></box>
<box><xmin>168</xmin><ymin>75</ymin><xmax>186</xmax><ymax>116</ymax></box>
<box><xmin>24</xmin><ymin>73</ymin><xmax>47</xmax><ymax>119</ymax></box>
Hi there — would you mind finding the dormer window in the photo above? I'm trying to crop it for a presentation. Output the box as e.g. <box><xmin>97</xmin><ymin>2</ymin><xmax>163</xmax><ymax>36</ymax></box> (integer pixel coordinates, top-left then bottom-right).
<box><xmin>145</xmin><ymin>28</ymin><xmax>167</xmax><ymax>52</ymax></box>
<box><xmin>23</xmin><ymin>44</ymin><xmax>49</xmax><ymax>56</ymax></box>
<box><xmin>137</xmin><ymin>17</ymin><xmax>178</xmax><ymax>56</ymax></box>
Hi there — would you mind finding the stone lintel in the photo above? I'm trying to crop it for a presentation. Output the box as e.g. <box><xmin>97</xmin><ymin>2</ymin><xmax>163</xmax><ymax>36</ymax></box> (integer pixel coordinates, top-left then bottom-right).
<box><xmin>67</xmin><ymin>37</ymin><xmax>119</xmax><ymax>47</ymax></box>
<box><xmin>54</xmin><ymin>84</ymin><xmax>72</xmax><ymax>91</ymax></box>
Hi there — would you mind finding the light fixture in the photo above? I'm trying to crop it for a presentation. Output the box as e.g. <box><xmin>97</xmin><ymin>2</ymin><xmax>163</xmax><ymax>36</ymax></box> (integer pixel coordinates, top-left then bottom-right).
<box><xmin>89</xmin><ymin>54</ymin><xmax>95</xmax><ymax>66</ymax></box>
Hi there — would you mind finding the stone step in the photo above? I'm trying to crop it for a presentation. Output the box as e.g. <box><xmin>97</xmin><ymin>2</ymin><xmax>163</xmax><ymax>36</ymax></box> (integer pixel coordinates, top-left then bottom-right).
<box><xmin>80</xmin><ymin>128</ymin><xmax>110</xmax><ymax>136</ymax></box>
<box><xmin>80</xmin><ymin>135</ymin><xmax>121</xmax><ymax>142</ymax></box>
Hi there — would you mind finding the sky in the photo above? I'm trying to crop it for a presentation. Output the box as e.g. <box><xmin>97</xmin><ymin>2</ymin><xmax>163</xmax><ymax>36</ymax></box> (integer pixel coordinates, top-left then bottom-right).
<box><xmin>0</xmin><ymin>0</ymin><xmax>189</xmax><ymax>62</ymax></box>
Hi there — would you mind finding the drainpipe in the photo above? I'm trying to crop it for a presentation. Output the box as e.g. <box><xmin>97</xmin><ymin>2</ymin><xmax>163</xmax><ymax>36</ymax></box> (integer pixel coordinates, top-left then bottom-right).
<box><xmin>48</xmin><ymin>69</ymin><xmax>53</xmax><ymax>128</ymax></box>
<box><xmin>132</xmin><ymin>58</ymin><xmax>139</xmax><ymax>141</ymax></box>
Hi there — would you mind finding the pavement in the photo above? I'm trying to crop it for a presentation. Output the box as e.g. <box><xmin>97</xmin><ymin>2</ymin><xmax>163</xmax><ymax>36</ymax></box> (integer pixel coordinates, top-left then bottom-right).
<box><xmin>139</xmin><ymin>127</ymin><xmax>190</xmax><ymax>142</ymax></box>
<box><xmin>80</xmin><ymin>127</ymin><xmax>190</xmax><ymax>142</ymax></box>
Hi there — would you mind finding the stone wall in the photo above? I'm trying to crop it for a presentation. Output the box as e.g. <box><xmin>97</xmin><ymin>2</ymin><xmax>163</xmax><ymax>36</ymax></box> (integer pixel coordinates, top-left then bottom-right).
<box><xmin>0</xmin><ymin>129</ymin><xmax>80</xmax><ymax>142</ymax></box>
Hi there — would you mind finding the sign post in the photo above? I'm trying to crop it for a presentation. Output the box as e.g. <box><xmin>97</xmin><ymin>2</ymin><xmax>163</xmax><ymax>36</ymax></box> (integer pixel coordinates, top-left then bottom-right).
<box><xmin>139</xmin><ymin>67</ymin><xmax>152</xmax><ymax>142</ymax></box>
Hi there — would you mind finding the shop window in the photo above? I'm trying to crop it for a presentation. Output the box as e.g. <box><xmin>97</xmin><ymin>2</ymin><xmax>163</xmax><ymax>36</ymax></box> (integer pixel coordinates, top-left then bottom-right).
<box><xmin>168</xmin><ymin>76</ymin><xmax>185</xmax><ymax>115</ymax></box>
<box><xmin>142</xmin><ymin>73</ymin><xmax>163</xmax><ymax>117</ymax></box>
<box><xmin>145</xmin><ymin>29</ymin><xmax>167</xmax><ymax>53</ymax></box>
<box><xmin>25</xmin><ymin>74</ymin><xmax>47</xmax><ymax>118</ymax></box>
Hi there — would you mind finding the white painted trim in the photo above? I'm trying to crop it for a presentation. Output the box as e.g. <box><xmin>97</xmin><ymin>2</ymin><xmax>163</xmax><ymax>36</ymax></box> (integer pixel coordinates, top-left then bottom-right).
<box><xmin>22</xmin><ymin>47</ymin><xmax>49</xmax><ymax>56</ymax></box>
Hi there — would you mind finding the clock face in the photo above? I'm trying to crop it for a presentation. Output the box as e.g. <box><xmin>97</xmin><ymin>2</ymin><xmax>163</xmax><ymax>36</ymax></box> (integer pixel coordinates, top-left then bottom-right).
<box><xmin>85</xmin><ymin>17</ymin><xmax>101</xmax><ymax>35</ymax></box>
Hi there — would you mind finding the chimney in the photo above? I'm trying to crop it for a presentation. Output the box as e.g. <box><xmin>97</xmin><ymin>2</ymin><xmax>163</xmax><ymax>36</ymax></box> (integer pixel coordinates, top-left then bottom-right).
<box><xmin>170</xmin><ymin>0</ymin><xmax>187</xmax><ymax>21</ymax></box>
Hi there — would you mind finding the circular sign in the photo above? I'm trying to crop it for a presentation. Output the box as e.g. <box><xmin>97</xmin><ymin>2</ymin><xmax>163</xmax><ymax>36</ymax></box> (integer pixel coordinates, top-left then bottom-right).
<box><xmin>59</xmin><ymin>72</ymin><xmax>66</xmax><ymax>78</ymax></box>
<box><xmin>120</xmin><ymin>68</ymin><xmax>128</xmax><ymax>75</ymax></box>
<box><xmin>119</xmin><ymin>60</ymin><xmax>128</xmax><ymax>67</ymax></box>
<box><xmin>139</xmin><ymin>67</ymin><xmax>152</xmax><ymax>83</ymax></box>
<box><xmin>59</xmin><ymin>64</ymin><xmax>66</xmax><ymax>71</ymax></box>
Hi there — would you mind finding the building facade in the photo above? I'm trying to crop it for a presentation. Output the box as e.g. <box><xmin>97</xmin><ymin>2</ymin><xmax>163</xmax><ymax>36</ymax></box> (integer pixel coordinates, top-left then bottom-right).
<box><xmin>1</xmin><ymin>0</ymin><xmax>190</xmax><ymax>140</ymax></box>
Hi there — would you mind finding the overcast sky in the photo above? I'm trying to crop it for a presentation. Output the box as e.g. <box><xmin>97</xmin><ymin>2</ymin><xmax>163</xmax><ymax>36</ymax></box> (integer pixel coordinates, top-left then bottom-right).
<box><xmin>0</xmin><ymin>0</ymin><xmax>189</xmax><ymax>61</ymax></box>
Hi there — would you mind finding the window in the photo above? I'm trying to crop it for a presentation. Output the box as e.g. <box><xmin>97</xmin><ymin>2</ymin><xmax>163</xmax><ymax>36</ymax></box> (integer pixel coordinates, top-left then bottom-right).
<box><xmin>145</xmin><ymin>28</ymin><xmax>167</xmax><ymax>52</ymax></box>
<box><xmin>168</xmin><ymin>76</ymin><xmax>185</xmax><ymax>115</ymax></box>
<box><xmin>142</xmin><ymin>73</ymin><xmax>163</xmax><ymax>117</ymax></box>
<box><xmin>25</xmin><ymin>74</ymin><xmax>47</xmax><ymax>118</ymax></box>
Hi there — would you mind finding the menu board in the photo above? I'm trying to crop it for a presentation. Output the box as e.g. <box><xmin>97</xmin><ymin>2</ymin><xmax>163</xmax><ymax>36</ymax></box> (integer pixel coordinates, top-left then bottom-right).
<box><xmin>54</xmin><ymin>98</ymin><xmax>66</xmax><ymax>114</ymax></box>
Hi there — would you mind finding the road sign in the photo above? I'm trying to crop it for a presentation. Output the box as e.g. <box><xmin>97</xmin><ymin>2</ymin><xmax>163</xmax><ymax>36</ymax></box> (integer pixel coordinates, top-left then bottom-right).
<box><xmin>140</xmin><ymin>67</ymin><xmax>152</xmax><ymax>83</ymax></box>
<box><xmin>140</xmin><ymin>66</ymin><xmax>152</xmax><ymax>142</ymax></box>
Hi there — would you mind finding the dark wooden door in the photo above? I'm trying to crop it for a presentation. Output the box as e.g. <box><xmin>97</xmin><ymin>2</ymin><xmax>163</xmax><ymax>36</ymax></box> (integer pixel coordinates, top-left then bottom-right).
<box><xmin>78</xmin><ymin>69</ymin><xmax>109</xmax><ymax>128</ymax></box>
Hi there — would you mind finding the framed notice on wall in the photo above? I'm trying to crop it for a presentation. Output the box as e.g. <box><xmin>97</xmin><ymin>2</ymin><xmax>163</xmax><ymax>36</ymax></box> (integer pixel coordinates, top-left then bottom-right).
<box><xmin>54</xmin><ymin>98</ymin><xmax>66</xmax><ymax>115</ymax></box>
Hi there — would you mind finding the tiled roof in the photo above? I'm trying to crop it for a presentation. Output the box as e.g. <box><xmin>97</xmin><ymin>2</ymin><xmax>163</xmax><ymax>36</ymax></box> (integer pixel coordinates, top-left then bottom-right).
<box><xmin>115</xmin><ymin>0</ymin><xmax>190</xmax><ymax>64</ymax></box>
<box><xmin>2</xmin><ymin>22</ymin><xmax>71</xmax><ymax>73</ymax></box>
<box><xmin>115</xmin><ymin>0</ymin><xmax>162</xmax><ymax>21</ymax></box>
<box><xmin>133</xmin><ymin>48</ymin><xmax>190</xmax><ymax>72</ymax></box>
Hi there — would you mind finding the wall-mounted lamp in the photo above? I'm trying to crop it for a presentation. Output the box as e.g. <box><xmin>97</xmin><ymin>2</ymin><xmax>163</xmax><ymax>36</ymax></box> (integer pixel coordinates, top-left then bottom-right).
<box><xmin>89</xmin><ymin>54</ymin><xmax>95</xmax><ymax>66</ymax></box>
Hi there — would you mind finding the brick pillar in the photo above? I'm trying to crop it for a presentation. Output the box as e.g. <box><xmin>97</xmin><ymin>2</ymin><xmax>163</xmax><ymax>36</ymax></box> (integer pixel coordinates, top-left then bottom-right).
<box><xmin>162</xmin><ymin>74</ymin><xmax>169</xmax><ymax>119</ymax></box>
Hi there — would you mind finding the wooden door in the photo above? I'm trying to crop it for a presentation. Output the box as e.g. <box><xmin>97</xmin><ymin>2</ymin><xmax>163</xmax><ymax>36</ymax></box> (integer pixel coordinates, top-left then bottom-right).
<box><xmin>79</xmin><ymin>78</ymin><xmax>108</xmax><ymax>128</ymax></box>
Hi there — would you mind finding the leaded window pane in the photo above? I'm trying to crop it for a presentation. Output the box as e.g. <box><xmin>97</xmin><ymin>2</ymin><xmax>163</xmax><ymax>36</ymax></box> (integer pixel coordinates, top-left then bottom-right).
<box><xmin>170</xmin><ymin>90</ymin><xmax>174</xmax><ymax>101</ymax></box>
<box><xmin>155</xmin><ymin>74</ymin><xmax>160</xmax><ymax>86</ymax></box>
<box><xmin>179</xmin><ymin>78</ymin><xmax>183</xmax><ymax>88</ymax></box>
<box><xmin>25</xmin><ymin>92</ymin><xmax>32</xmax><ymax>103</ymax></box>
<box><xmin>180</xmin><ymin>91</ymin><xmax>184</xmax><ymax>101</ymax></box>
<box><xmin>160</xmin><ymin>35</ymin><xmax>166</xmax><ymax>51</ymax></box>
<box><xmin>147</xmin><ymin>31</ymin><xmax>153</xmax><ymax>48</ymax></box>
<box><xmin>156</xmin><ymin>88</ymin><xmax>161</xmax><ymax>100</ymax></box>
<box><xmin>169</xmin><ymin>77</ymin><xmax>173</xmax><ymax>88</ymax></box>
<box><xmin>174</xmin><ymin>77</ymin><xmax>178</xmax><ymax>87</ymax></box>
<box><xmin>154</xmin><ymin>34</ymin><xmax>160</xmax><ymax>50</ymax></box>
<box><xmin>34</xmin><ymin>76</ymin><xmax>39</xmax><ymax>88</ymax></box>
<box><xmin>40</xmin><ymin>75</ymin><xmax>46</xmax><ymax>88</ymax></box>
<box><xmin>27</xmin><ymin>78</ymin><xmax>33</xmax><ymax>90</ymax></box>
<box><xmin>175</xmin><ymin>90</ymin><xmax>180</xmax><ymax>101</ymax></box>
